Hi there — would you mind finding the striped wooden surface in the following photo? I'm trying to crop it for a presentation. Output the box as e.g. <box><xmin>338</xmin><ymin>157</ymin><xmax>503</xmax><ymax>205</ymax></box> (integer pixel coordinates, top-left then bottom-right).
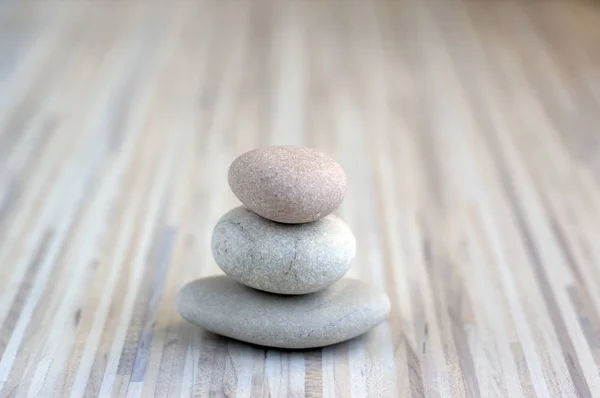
<box><xmin>1</xmin><ymin>0</ymin><xmax>600</xmax><ymax>396</ymax></box>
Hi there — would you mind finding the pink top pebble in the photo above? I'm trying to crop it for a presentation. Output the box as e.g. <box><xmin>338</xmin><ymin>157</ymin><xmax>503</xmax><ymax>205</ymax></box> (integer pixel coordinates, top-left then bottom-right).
<box><xmin>228</xmin><ymin>146</ymin><xmax>347</xmax><ymax>224</ymax></box>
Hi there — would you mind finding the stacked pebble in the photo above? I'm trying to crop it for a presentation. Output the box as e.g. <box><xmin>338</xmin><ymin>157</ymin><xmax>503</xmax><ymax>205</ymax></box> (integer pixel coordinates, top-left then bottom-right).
<box><xmin>176</xmin><ymin>146</ymin><xmax>390</xmax><ymax>349</ymax></box>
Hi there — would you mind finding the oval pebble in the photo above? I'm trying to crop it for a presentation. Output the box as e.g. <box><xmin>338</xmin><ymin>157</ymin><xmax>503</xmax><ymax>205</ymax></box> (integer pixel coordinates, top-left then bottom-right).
<box><xmin>228</xmin><ymin>146</ymin><xmax>347</xmax><ymax>224</ymax></box>
<box><xmin>176</xmin><ymin>276</ymin><xmax>390</xmax><ymax>349</ymax></box>
<box><xmin>212</xmin><ymin>206</ymin><xmax>355</xmax><ymax>294</ymax></box>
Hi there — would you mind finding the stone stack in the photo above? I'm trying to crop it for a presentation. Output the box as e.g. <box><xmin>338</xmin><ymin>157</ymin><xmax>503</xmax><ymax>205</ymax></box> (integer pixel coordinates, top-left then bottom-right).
<box><xmin>176</xmin><ymin>146</ymin><xmax>390</xmax><ymax>349</ymax></box>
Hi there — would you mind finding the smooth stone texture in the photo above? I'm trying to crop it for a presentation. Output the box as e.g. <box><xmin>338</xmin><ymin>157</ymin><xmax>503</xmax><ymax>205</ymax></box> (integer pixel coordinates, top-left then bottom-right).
<box><xmin>212</xmin><ymin>206</ymin><xmax>356</xmax><ymax>294</ymax></box>
<box><xmin>176</xmin><ymin>276</ymin><xmax>390</xmax><ymax>349</ymax></box>
<box><xmin>228</xmin><ymin>146</ymin><xmax>347</xmax><ymax>224</ymax></box>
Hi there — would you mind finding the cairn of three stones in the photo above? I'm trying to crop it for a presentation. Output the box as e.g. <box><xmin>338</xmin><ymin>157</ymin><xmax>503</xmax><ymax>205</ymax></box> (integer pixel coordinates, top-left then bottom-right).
<box><xmin>177</xmin><ymin>146</ymin><xmax>390</xmax><ymax>349</ymax></box>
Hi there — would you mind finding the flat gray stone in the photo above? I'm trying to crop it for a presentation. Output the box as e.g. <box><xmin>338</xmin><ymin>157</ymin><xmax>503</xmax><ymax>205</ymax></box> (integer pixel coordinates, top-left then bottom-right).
<box><xmin>176</xmin><ymin>276</ymin><xmax>390</xmax><ymax>349</ymax></box>
<box><xmin>212</xmin><ymin>206</ymin><xmax>355</xmax><ymax>294</ymax></box>
<box><xmin>228</xmin><ymin>146</ymin><xmax>347</xmax><ymax>224</ymax></box>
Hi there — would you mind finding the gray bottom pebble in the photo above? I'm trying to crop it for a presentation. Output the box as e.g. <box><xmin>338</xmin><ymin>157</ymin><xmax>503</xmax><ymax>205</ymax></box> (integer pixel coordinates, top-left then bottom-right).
<box><xmin>176</xmin><ymin>276</ymin><xmax>390</xmax><ymax>349</ymax></box>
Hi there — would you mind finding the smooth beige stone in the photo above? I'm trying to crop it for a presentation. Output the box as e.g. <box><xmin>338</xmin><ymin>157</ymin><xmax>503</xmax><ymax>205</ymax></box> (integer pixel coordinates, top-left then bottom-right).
<box><xmin>176</xmin><ymin>276</ymin><xmax>390</xmax><ymax>349</ymax></box>
<box><xmin>228</xmin><ymin>146</ymin><xmax>347</xmax><ymax>224</ymax></box>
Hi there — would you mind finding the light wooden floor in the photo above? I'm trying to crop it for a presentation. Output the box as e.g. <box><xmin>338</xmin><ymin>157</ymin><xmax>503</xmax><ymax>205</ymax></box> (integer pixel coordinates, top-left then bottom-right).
<box><xmin>1</xmin><ymin>0</ymin><xmax>600</xmax><ymax>397</ymax></box>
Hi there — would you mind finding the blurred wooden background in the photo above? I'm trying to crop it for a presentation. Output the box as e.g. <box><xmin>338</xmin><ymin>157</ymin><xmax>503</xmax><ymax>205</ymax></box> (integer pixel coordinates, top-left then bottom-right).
<box><xmin>1</xmin><ymin>0</ymin><xmax>600</xmax><ymax>397</ymax></box>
